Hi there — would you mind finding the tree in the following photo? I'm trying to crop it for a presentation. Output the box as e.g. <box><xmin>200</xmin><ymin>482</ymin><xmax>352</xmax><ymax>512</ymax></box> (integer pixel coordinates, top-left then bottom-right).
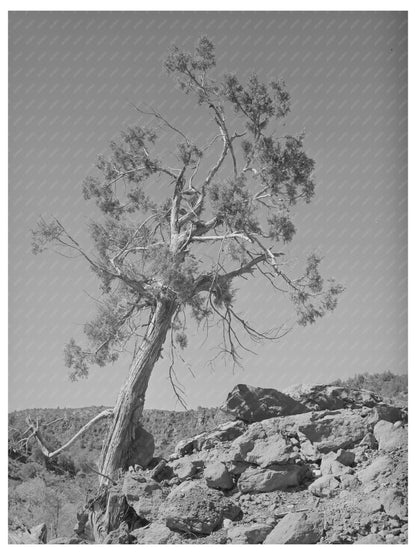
<box><xmin>31</xmin><ymin>37</ymin><xmax>343</xmax><ymax>486</ymax></box>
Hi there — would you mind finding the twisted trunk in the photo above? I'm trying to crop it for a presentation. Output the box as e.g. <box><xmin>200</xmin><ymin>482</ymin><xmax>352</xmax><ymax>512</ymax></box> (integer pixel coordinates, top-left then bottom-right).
<box><xmin>99</xmin><ymin>297</ymin><xmax>177</xmax><ymax>485</ymax></box>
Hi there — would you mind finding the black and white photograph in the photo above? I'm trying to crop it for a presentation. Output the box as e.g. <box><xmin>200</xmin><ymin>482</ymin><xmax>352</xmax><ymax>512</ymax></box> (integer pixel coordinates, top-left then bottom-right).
<box><xmin>7</xmin><ymin>9</ymin><xmax>408</xmax><ymax>545</ymax></box>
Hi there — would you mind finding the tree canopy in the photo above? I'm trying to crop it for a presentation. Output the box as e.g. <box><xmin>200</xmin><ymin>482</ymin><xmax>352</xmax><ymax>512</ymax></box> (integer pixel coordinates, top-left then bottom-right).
<box><xmin>32</xmin><ymin>37</ymin><xmax>343</xmax><ymax>399</ymax></box>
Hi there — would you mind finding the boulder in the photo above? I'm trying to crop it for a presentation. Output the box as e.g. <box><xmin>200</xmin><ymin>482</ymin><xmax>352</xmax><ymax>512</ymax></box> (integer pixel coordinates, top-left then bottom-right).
<box><xmin>373</xmin><ymin>420</ymin><xmax>407</xmax><ymax>451</ymax></box>
<box><xmin>174</xmin><ymin>436</ymin><xmax>201</xmax><ymax>457</ymax></box>
<box><xmin>122</xmin><ymin>472</ymin><xmax>164</xmax><ymax>521</ymax></box>
<box><xmin>238</xmin><ymin>465</ymin><xmax>305</xmax><ymax>493</ymax></box>
<box><xmin>227</xmin><ymin>460</ymin><xmax>251</xmax><ymax>476</ymax></box>
<box><xmin>308</xmin><ymin>475</ymin><xmax>340</xmax><ymax>497</ymax></box>
<box><xmin>199</xmin><ymin>421</ymin><xmax>247</xmax><ymax>449</ymax></box>
<box><xmin>204</xmin><ymin>462</ymin><xmax>234</xmax><ymax>490</ymax></box>
<box><xmin>174</xmin><ymin>421</ymin><xmax>247</xmax><ymax>456</ymax></box>
<box><xmin>264</xmin><ymin>511</ymin><xmax>324</xmax><ymax>544</ymax></box>
<box><xmin>231</xmin><ymin>408</ymin><xmax>371</xmax><ymax>465</ymax></box>
<box><xmin>335</xmin><ymin>449</ymin><xmax>355</xmax><ymax>466</ymax></box>
<box><xmin>320</xmin><ymin>454</ymin><xmax>353</xmax><ymax>477</ymax></box>
<box><xmin>359</xmin><ymin>432</ymin><xmax>378</xmax><ymax>449</ymax></box>
<box><xmin>358</xmin><ymin>498</ymin><xmax>383</xmax><ymax>514</ymax></box>
<box><xmin>130</xmin><ymin>522</ymin><xmax>180</xmax><ymax>544</ymax></box>
<box><xmin>297</xmin><ymin>434</ymin><xmax>320</xmax><ymax>462</ymax></box>
<box><xmin>228</xmin><ymin>523</ymin><xmax>273</xmax><ymax>544</ymax></box>
<box><xmin>367</xmin><ymin>404</ymin><xmax>403</xmax><ymax>425</ymax></box>
<box><xmin>222</xmin><ymin>384</ymin><xmax>309</xmax><ymax>423</ymax></box>
<box><xmin>381</xmin><ymin>489</ymin><xmax>407</xmax><ymax>519</ymax></box>
<box><xmin>159</xmin><ymin>481</ymin><xmax>240</xmax><ymax>535</ymax></box>
<box><xmin>125</xmin><ymin>424</ymin><xmax>155</xmax><ymax>468</ymax></box>
<box><xmin>284</xmin><ymin>383</ymin><xmax>382</xmax><ymax>411</ymax></box>
<box><xmin>357</xmin><ymin>454</ymin><xmax>393</xmax><ymax>483</ymax></box>
<box><xmin>170</xmin><ymin>457</ymin><xmax>200</xmax><ymax>481</ymax></box>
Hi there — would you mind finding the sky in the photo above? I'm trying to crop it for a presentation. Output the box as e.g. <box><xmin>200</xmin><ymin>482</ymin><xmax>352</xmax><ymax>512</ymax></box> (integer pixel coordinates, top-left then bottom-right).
<box><xmin>9</xmin><ymin>11</ymin><xmax>407</xmax><ymax>412</ymax></box>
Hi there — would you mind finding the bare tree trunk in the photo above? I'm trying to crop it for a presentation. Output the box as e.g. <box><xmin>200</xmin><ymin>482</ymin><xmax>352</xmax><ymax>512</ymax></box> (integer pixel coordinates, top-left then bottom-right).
<box><xmin>98</xmin><ymin>297</ymin><xmax>177</xmax><ymax>485</ymax></box>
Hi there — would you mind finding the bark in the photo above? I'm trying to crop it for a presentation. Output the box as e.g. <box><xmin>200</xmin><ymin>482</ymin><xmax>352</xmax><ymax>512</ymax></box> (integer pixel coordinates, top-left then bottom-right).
<box><xmin>98</xmin><ymin>297</ymin><xmax>177</xmax><ymax>485</ymax></box>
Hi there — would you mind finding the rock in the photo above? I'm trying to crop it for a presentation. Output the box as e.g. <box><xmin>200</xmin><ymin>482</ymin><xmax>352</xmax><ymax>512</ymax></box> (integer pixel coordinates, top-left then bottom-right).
<box><xmin>367</xmin><ymin>404</ymin><xmax>403</xmax><ymax>425</ymax></box>
<box><xmin>264</xmin><ymin>511</ymin><xmax>324</xmax><ymax>544</ymax></box>
<box><xmin>355</xmin><ymin>533</ymin><xmax>386</xmax><ymax>544</ymax></box>
<box><xmin>222</xmin><ymin>384</ymin><xmax>309</xmax><ymax>423</ymax></box>
<box><xmin>122</xmin><ymin>472</ymin><xmax>164</xmax><ymax>521</ymax></box>
<box><xmin>381</xmin><ymin>489</ymin><xmax>407</xmax><ymax>519</ymax></box>
<box><xmin>359</xmin><ymin>432</ymin><xmax>378</xmax><ymax>449</ymax></box>
<box><xmin>103</xmin><ymin>522</ymin><xmax>134</xmax><ymax>544</ymax></box>
<box><xmin>284</xmin><ymin>383</ymin><xmax>382</xmax><ymax>411</ymax></box>
<box><xmin>204</xmin><ymin>462</ymin><xmax>234</xmax><ymax>490</ymax></box>
<box><xmin>170</xmin><ymin>457</ymin><xmax>199</xmax><ymax>481</ymax></box>
<box><xmin>199</xmin><ymin>421</ymin><xmax>247</xmax><ymax>448</ymax></box>
<box><xmin>30</xmin><ymin>523</ymin><xmax>47</xmax><ymax>543</ymax></box>
<box><xmin>308</xmin><ymin>475</ymin><xmax>340</xmax><ymax>497</ymax></box>
<box><xmin>130</xmin><ymin>522</ymin><xmax>179</xmax><ymax>544</ymax></box>
<box><xmin>359</xmin><ymin>498</ymin><xmax>383</xmax><ymax>514</ymax></box>
<box><xmin>231</xmin><ymin>427</ymin><xmax>295</xmax><ymax>467</ymax></box>
<box><xmin>228</xmin><ymin>523</ymin><xmax>273</xmax><ymax>544</ymax></box>
<box><xmin>125</xmin><ymin>424</ymin><xmax>155</xmax><ymax>468</ymax></box>
<box><xmin>335</xmin><ymin>449</ymin><xmax>355</xmax><ymax>466</ymax></box>
<box><xmin>174</xmin><ymin>421</ymin><xmax>247</xmax><ymax>456</ymax></box>
<box><xmin>297</xmin><ymin>434</ymin><xmax>320</xmax><ymax>461</ymax></box>
<box><xmin>150</xmin><ymin>459</ymin><xmax>167</xmax><ymax>481</ymax></box>
<box><xmin>175</xmin><ymin>436</ymin><xmax>202</xmax><ymax>457</ymax></box>
<box><xmin>320</xmin><ymin>453</ymin><xmax>353</xmax><ymax>477</ymax></box>
<box><xmin>238</xmin><ymin>465</ymin><xmax>305</xmax><ymax>493</ymax></box>
<box><xmin>357</xmin><ymin>454</ymin><xmax>393</xmax><ymax>483</ymax></box>
<box><xmin>231</xmin><ymin>409</ymin><xmax>371</xmax><ymax>466</ymax></box>
<box><xmin>159</xmin><ymin>481</ymin><xmax>241</xmax><ymax>535</ymax></box>
<box><xmin>339</xmin><ymin>474</ymin><xmax>360</xmax><ymax>489</ymax></box>
<box><xmin>227</xmin><ymin>460</ymin><xmax>251</xmax><ymax>476</ymax></box>
<box><xmin>373</xmin><ymin>420</ymin><xmax>407</xmax><ymax>451</ymax></box>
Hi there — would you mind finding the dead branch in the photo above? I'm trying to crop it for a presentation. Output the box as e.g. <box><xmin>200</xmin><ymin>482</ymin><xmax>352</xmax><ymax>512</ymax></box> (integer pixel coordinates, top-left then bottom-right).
<box><xmin>25</xmin><ymin>408</ymin><xmax>114</xmax><ymax>460</ymax></box>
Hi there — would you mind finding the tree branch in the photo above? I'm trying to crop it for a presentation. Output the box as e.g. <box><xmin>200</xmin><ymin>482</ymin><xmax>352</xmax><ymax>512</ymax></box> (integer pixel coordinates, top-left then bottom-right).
<box><xmin>191</xmin><ymin>232</ymin><xmax>252</xmax><ymax>243</ymax></box>
<box><xmin>25</xmin><ymin>409</ymin><xmax>114</xmax><ymax>460</ymax></box>
<box><xmin>131</xmin><ymin>103</ymin><xmax>191</xmax><ymax>146</ymax></box>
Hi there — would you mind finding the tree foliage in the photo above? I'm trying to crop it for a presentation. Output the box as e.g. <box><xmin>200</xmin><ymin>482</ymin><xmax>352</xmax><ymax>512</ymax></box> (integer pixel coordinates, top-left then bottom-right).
<box><xmin>32</xmin><ymin>37</ymin><xmax>344</xmax><ymax>387</ymax></box>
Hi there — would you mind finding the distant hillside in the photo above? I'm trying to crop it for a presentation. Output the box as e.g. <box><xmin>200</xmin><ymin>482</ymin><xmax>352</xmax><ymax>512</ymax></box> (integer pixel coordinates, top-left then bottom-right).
<box><xmin>8</xmin><ymin>405</ymin><xmax>231</xmax><ymax>472</ymax></box>
<box><xmin>332</xmin><ymin>371</ymin><xmax>407</xmax><ymax>406</ymax></box>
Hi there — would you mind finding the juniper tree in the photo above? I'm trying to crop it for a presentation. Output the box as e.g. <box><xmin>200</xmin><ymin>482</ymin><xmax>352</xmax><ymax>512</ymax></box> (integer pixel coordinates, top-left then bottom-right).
<box><xmin>31</xmin><ymin>37</ymin><xmax>343</xmax><ymax>485</ymax></box>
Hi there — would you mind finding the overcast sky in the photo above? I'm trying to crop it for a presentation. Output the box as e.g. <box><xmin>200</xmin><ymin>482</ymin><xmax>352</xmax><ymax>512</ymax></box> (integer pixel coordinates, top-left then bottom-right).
<box><xmin>9</xmin><ymin>11</ymin><xmax>407</xmax><ymax>411</ymax></box>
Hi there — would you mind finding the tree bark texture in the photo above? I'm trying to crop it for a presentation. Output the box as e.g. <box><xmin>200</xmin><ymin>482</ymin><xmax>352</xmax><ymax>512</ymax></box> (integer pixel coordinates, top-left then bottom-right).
<box><xmin>98</xmin><ymin>298</ymin><xmax>177</xmax><ymax>484</ymax></box>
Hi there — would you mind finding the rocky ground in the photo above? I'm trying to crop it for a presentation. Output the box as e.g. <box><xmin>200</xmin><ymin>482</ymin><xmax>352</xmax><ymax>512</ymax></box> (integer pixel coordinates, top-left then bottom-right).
<box><xmin>9</xmin><ymin>382</ymin><xmax>408</xmax><ymax>545</ymax></box>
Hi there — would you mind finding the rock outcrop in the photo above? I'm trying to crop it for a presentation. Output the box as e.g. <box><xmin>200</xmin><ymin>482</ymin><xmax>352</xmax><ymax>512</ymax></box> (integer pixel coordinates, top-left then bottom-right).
<box><xmin>16</xmin><ymin>381</ymin><xmax>405</xmax><ymax>545</ymax></box>
<box><xmin>283</xmin><ymin>384</ymin><xmax>383</xmax><ymax>411</ymax></box>
<box><xmin>222</xmin><ymin>384</ymin><xmax>309</xmax><ymax>422</ymax></box>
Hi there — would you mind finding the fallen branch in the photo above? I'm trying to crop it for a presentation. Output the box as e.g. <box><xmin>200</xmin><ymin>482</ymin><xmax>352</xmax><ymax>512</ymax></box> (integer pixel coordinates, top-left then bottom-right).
<box><xmin>26</xmin><ymin>408</ymin><xmax>114</xmax><ymax>460</ymax></box>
